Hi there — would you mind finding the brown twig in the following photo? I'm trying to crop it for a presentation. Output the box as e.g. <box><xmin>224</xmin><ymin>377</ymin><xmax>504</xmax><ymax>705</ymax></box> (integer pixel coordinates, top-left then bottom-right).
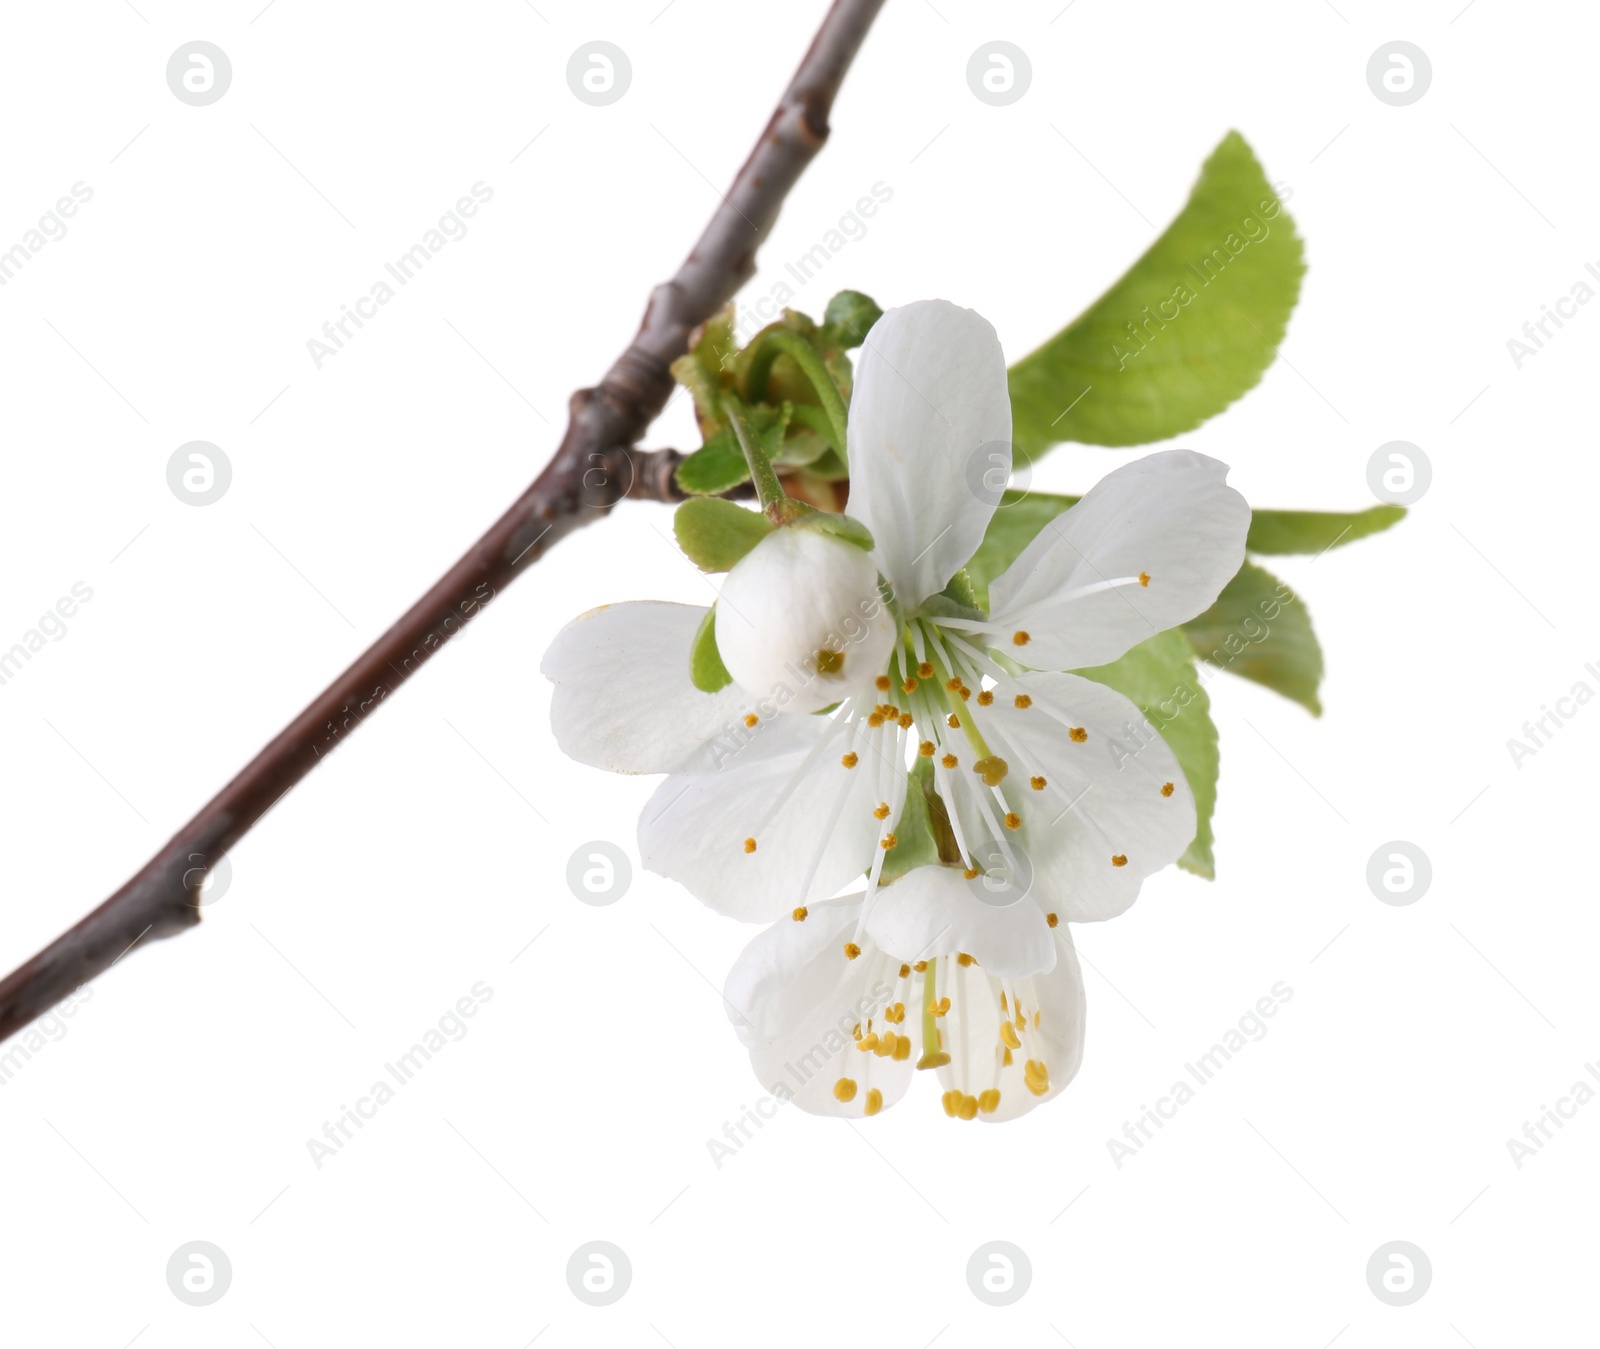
<box><xmin>0</xmin><ymin>0</ymin><xmax>886</xmax><ymax>1044</ymax></box>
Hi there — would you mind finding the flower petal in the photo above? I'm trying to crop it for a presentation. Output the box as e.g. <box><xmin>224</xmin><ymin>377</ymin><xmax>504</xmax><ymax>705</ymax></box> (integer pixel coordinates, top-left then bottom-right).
<box><xmin>977</xmin><ymin>671</ymin><xmax>1196</xmax><ymax>922</ymax></box>
<box><xmin>986</xmin><ymin>450</ymin><xmax>1250</xmax><ymax>670</ymax></box>
<box><xmin>638</xmin><ymin>714</ymin><xmax>889</xmax><ymax>922</ymax></box>
<box><xmin>863</xmin><ymin>865</ymin><xmax>1055</xmax><ymax>980</ymax></box>
<box><xmin>725</xmin><ymin>899</ymin><xmax>917</xmax><ymax>1118</ymax></box>
<box><xmin>935</xmin><ymin>929</ymin><xmax>1085</xmax><ymax>1123</ymax></box>
<box><xmin>542</xmin><ymin>602</ymin><xmax>747</xmax><ymax>775</ymax></box>
<box><xmin>846</xmin><ymin>300</ymin><xmax>1012</xmax><ymax>607</ymax></box>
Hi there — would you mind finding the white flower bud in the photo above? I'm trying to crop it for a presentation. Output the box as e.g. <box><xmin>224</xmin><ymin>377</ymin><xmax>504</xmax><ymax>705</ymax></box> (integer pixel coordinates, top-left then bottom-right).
<box><xmin>715</xmin><ymin>526</ymin><xmax>896</xmax><ymax>714</ymax></box>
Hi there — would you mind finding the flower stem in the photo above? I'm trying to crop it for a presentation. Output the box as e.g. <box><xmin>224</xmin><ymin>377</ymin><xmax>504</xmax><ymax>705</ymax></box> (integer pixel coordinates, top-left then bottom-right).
<box><xmin>745</xmin><ymin>328</ymin><xmax>850</xmax><ymax>457</ymax></box>
<box><xmin>723</xmin><ymin>396</ymin><xmax>789</xmax><ymax>515</ymax></box>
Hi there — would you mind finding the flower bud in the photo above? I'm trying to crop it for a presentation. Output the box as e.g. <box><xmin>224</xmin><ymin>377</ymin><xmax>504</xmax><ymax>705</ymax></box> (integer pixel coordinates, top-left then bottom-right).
<box><xmin>715</xmin><ymin>526</ymin><xmax>895</xmax><ymax>713</ymax></box>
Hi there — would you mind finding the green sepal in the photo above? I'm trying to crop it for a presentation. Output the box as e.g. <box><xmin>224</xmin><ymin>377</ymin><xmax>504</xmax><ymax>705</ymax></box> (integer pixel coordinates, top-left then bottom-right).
<box><xmin>690</xmin><ymin>606</ymin><xmax>733</xmax><ymax>693</ymax></box>
<box><xmin>787</xmin><ymin>509</ymin><xmax>874</xmax><ymax>551</ymax></box>
<box><xmin>822</xmin><ymin>290</ymin><xmax>883</xmax><ymax>349</ymax></box>
<box><xmin>673</xmin><ymin>497</ymin><xmax>774</xmax><ymax>573</ymax></box>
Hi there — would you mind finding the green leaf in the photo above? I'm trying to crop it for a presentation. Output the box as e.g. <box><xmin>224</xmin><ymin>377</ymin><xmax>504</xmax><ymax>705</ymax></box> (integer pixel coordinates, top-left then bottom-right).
<box><xmin>1007</xmin><ymin>131</ymin><xmax>1304</xmax><ymax>459</ymax></box>
<box><xmin>675</xmin><ymin>430</ymin><xmax>751</xmax><ymax>496</ymax></box>
<box><xmin>690</xmin><ymin>606</ymin><xmax>733</xmax><ymax>693</ymax></box>
<box><xmin>1076</xmin><ymin>630</ymin><xmax>1220</xmax><ymax>879</ymax></box>
<box><xmin>963</xmin><ymin>492</ymin><xmax>1076</xmax><ymax>608</ymax></box>
<box><xmin>1245</xmin><ymin>505</ymin><xmax>1405</xmax><ymax>555</ymax></box>
<box><xmin>673</xmin><ymin>497</ymin><xmax>773</xmax><ymax>573</ymax></box>
<box><xmin>1182</xmin><ymin>560</ymin><xmax>1324</xmax><ymax>715</ymax></box>
<box><xmin>823</xmin><ymin>290</ymin><xmax>884</xmax><ymax>349</ymax></box>
<box><xmin>879</xmin><ymin>760</ymin><xmax>948</xmax><ymax>886</ymax></box>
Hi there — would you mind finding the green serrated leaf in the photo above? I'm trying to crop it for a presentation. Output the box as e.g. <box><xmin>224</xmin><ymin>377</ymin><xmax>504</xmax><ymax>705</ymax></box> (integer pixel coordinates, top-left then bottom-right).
<box><xmin>690</xmin><ymin>606</ymin><xmax>733</xmax><ymax>693</ymax></box>
<box><xmin>1183</xmin><ymin>560</ymin><xmax>1324</xmax><ymax>715</ymax></box>
<box><xmin>1245</xmin><ymin>505</ymin><xmax>1406</xmax><ymax>555</ymax></box>
<box><xmin>673</xmin><ymin>497</ymin><xmax>774</xmax><ymax>573</ymax></box>
<box><xmin>1076</xmin><ymin>630</ymin><xmax>1219</xmax><ymax>879</ymax></box>
<box><xmin>1008</xmin><ymin>131</ymin><xmax>1304</xmax><ymax>460</ymax></box>
<box><xmin>675</xmin><ymin>430</ymin><xmax>752</xmax><ymax>496</ymax></box>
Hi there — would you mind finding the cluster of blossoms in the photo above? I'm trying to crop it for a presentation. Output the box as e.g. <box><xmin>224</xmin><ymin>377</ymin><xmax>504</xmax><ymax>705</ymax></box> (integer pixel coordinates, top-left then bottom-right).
<box><xmin>543</xmin><ymin>301</ymin><xmax>1249</xmax><ymax>1122</ymax></box>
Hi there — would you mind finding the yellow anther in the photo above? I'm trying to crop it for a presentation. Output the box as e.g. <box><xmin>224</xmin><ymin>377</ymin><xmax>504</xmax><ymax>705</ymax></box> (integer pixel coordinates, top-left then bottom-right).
<box><xmin>875</xmin><ymin>1031</ymin><xmax>896</xmax><ymax>1057</ymax></box>
<box><xmin>1139</xmin><ymin>571</ymin><xmax>1150</xmax><ymax>587</ymax></box>
<box><xmin>1069</xmin><ymin>726</ymin><xmax>1088</xmax><ymax>743</ymax></box>
<box><xmin>919</xmin><ymin>740</ymin><xmax>936</xmax><ymax>757</ymax></box>
<box><xmin>932</xmin><ymin>996</ymin><xmax>951</xmax><ymax>1017</ymax></box>
<box><xmin>857</xmin><ymin>1032</ymin><xmax>879</xmax><ymax>1052</ymax></box>
<box><xmin>1004</xmin><ymin>812</ymin><xmax>1022</xmax><ymax>830</ymax></box>
<box><xmin>1112</xmin><ymin>854</ymin><xmax>1128</xmax><ymax>867</ymax></box>
<box><xmin>844</xmin><ymin>942</ymin><xmax>861</xmax><ymax>959</ymax></box>
<box><xmin>902</xmin><ymin>677</ymin><xmax>919</xmax><ymax>693</ymax></box>
<box><xmin>864</xmin><ymin>1087</ymin><xmax>884</xmax><ymax>1116</ymax></box>
<box><xmin>941</xmin><ymin>753</ymin><xmax>958</xmax><ymax>769</ymax></box>
<box><xmin>1000</xmin><ymin>1022</ymin><xmax>1021</xmax><ymax>1050</ymax></box>
<box><xmin>977</xmin><ymin>690</ymin><xmax>994</xmax><ymax>706</ymax></box>
<box><xmin>962</xmin><ymin>866</ymin><xmax>980</xmax><ymax>880</ymax></box>
<box><xmin>917</xmin><ymin>662</ymin><xmax>934</xmax><ymax>679</ymax></box>
<box><xmin>957</xmin><ymin>952</ymin><xmax>976</xmax><ymax>967</ymax></box>
<box><xmin>875</xmin><ymin>674</ymin><xmax>891</xmax><ymax>691</ymax></box>
<box><xmin>1046</xmin><ymin>912</ymin><xmax>1058</xmax><ymax>928</ymax></box>
<box><xmin>972</xmin><ymin>755</ymin><xmax>1008</xmax><ymax>786</ymax></box>
<box><xmin>946</xmin><ymin>678</ymin><xmax>963</xmax><ymax>692</ymax></box>
<box><xmin>941</xmin><ymin>1089</ymin><xmax>960</xmax><ymax>1116</ymax></box>
<box><xmin>743</xmin><ymin>837</ymin><xmax>757</xmax><ymax>854</ymax></box>
<box><xmin>958</xmin><ymin>1095</ymin><xmax>979</xmax><ymax>1120</ymax></box>
<box><xmin>947</xmin><ymin>714</ymin><xmax>960</xmax><ymax>729</ymax></box>
<box><xmin>898</xmin><ymin>712</ymin><xmax>914</xmax><ymax>729</ymax></box>
<box><xmin>1030</xmin><ymin>775</ymin><xmax>1047</xmax><ymax>791</ymax></box>
<box><xmin>792</xmin><ymin>906</ymin><xmax>808</xmax><ymax>922</ymax></box>
<box><xmin>834</xmin><ymin>1077</ymin><xmax>857</xmax><ymax>1102</ymax></box>
<box><xmin>1003</xmin><ymin>1046</ymin><xmax>1013</xmax><ymax>1066</ymax></box>
<box><xmin>867</xmin><ymin>713</ymin><xmax>884</xmax><ymax>728</ymax></box>
<box><xmin>894</xmin><ymin>1036</ymin><xmax>911</xmax><ymax>1061</ymax></box>
<box><xmin>841</xmin><ymin>752</ymin><xmax>859</xmax><ymax>768</ymax></box>
<box><xmin>1161</xmin><ymin>781</ymin><xmax>1175</xmax><ymax>797</ymax></box>
<box><xmin>898</xmin><ymin>964</ymin><xmax>910</xmax><ymax>978</ymax></box>
<box><xmin>1024</xmin><ymin>1059</ymin><xmax>1050</xmax><ymax>1096</ymax></box>
<box><xmin>914</xmin><ymin>960</ymin><xmax>928</xmax><ymax>972</ymax></box>
<box><xmin>744</xmin><ymin>713</ymin><xmax>759</xmax><ymax>728</ymax></box>
<box><xmin>1033</xmin><ymin>1010</ymin><xmax>1041</xmax><ymax>1029</ymax></box>
<box><xmin>1014</xmin><ymin>694</ymin><xmax>1032</xmax><ymax>709</ymax></box>
<box><xmin>881</xmin><ymin>833</ymin><xmax>898</xmax><ymax>850</ymax></box>
<box><xmin>920</xmin><ymin>1051</ymin><xmax>952</xmax><ymax>1071</ymax></box>
<box><xmin>958</xmin><ymin>686</ymin><xmax>971</xmax><ymax>702</ymax></box>
<box><xmin>873</xmin><ymin>802</ymin><xmax>890</xmax><ymax>820</ymax></box>
<box><xmin>1013</xmin><ymin>630</ymin><xmax>1031</xmax><ymax>646</ymax></box>
<box><xmin>978</xmin><ymin>1089</ymin><xmax>1001</xmax><ymax>1114</ymax></box>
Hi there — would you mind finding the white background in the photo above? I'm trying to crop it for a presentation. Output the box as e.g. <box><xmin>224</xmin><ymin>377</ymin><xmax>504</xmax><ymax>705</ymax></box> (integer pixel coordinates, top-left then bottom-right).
<box><xmin>0</xmin><ymin>1</ymin><xmax>1592</xmax><ymax>1344</ymax></box>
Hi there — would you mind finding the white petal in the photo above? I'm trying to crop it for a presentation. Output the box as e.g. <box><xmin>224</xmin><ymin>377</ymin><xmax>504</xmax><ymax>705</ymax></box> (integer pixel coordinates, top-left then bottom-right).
<box><xmin>986</xmin><ymin>450</ymin><xmax>1249</xmax><ymax>670</ymax></box>
<box><xmin>935</xmin><ymin>930</ymin><xmax>1086</xmax><ymax>1123</ymax></box>
<box><xmin>864</xmin><ymin>865</ymin><xmax>1055</xmax><ymax>980</ymax></box>
<box><xmin>725</xmin><ymin>900</ymin><xmax>916</xmax><ymax>1118</ymax></box>
<box><xmin>715</xmin><ymin>528</ymin><xmax>896</xmax><ymax>715</ymax></box>
<box><xmin>637</xmin><ymin>714</ymin><xmax>888</xmax><ymax>923</ymax></box>
<box><xmin>541</xmin><ymin>602</ymin><xmax>747</xmax><ymax>774</ymax></box>
<box><xmin>846</xmin><ymin>300</ymin><xmax>1012</xmax><ymax>608</ymax></box>
<box><xmin>978</xmin><ymin>671</ymin><xmax>1196</xmax><ymax>922</ymax></box>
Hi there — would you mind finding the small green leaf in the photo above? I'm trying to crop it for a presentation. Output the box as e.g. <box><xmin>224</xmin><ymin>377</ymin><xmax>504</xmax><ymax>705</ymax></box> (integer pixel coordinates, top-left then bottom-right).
<box><xmin>1008</xmin><ymin>131</ymin><xmax>1304</xmax><ymax>460</ymax></box>
<box><xmin>1183</xmin><ymin>561</ymin><xmax>1324</xmax><ymax>715</ymax></box>
<box><xmin>1076</xmin><ymin>630</ymin><xmax>1220</xmax><ymax>879</ymax></box>
<box><xmin>1245</xmin><ymin>505</ymin><xmax>1406</xmax><ymax>555</ymax></box>
<box><xmin>690</xmin><ymin>606</ymin><xmax>733</xmax><ymax>693</ymax></box>
<box><xmin>673</xmin><ymin>497</ymin><xmax>774</xmax><ymax>573</ymax></box>
<box><xmin>823</xmin><ymin>290</ymin><xmax>884</xmax><ymax>349</ymax></box>
<box><xmin>675</xmin><ymin>430</ymin><xmax>751</xmax><ymax>496</ymax></box>
<box><xmin>879</xmin><ymin>760</ymin><xmax>947</xmax><ymax>885</ymax></box>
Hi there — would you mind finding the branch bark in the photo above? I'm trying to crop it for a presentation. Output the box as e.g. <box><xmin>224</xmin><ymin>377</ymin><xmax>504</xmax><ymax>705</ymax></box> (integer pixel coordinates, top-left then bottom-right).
<box><xmin>0</xmin><ymin>0</ymin><xmax>886</xmax><ymax>1044</ymax></box>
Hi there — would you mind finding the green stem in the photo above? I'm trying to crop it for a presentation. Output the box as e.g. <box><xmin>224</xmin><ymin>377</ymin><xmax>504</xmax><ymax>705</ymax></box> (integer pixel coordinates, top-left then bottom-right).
<box><xmin>745</xmin><ymin>329</ymin><xmax>850</xmax><ymax>456</ymax></box>
<box><xmin>723</xmin><ymin>396</ymin><xmax>788</xmax><ymax>514</ymax></box>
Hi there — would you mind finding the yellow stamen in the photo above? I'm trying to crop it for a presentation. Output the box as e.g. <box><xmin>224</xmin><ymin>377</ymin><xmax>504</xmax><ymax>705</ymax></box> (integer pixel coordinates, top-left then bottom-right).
<box><xmin>1161</xmin><ymin>781</ymin><xmax>1175</xmax><ymax>797</ymax></box>
<box><xmin>1139</xmin><ymin>571</ymin><xmax>1150</xmax><ymax>587</ymax></box>
<box><xmin>962</xmin><ymin>867</ymin><xmax>980</xmax><ymax>880</ymax></box>
<box><xmin>1013</xmin><ymin>630</ymin><xmax>1031</xmax><ymax>646</ymax></box>
<box><xmin>792</xmin><ymin>906</ymin><xmax>808</xmax><ymax>921</ymax></box>
<box><xmin>1014</xmin><ymin>694</ymin><xmax>1032</xmax><ymax>709</ymax></box>
<box><xmin>947</xmin><ymin>714</ymin><xmax>961</xmax><ymax>729</ymax></box>
<box><xmin>977</xmin><ymin>690</ymin><xmax>994</xmax><ymax>706</ymax></box>
<box><xmin>1000</xmin><ymin>1022</ymin><xmax>1021</xmax><ymax>1049</ymax></box>
<box><xmin>833</xmin><ymin>1077</ymin><xmax>857</xmax><ymax>1102</ymax></box>
<box><xmin>902</xmin><ymin>677</ymin><xmax>919</xmax><ymax>693</ymax></box>
<box><xmin>1069</xmin><ymin>726</ymin><xmax>1088</xmax><ymax>743</ymax></box>
<box><xmin>881</xmin><ymin>833</ymin><xmax>898</xmax><ymax>850</ymax></box>
<box><xmin>744</xmin><ymin>713</ymin><xmax>759</xmax><ymax>728</ymax></box>
<box><xmin>743</xmin><ymin>837</ymin><xmax>757</xmax><ymax>854</ymax></box>
<box><xmin>978</xmin><ymin>1089</ymin><xmax>1001</xmax><ymax>1114</ymax></box>
<box><xmin>920</xmin><ymin>1051</ymin><xmax>952</xmax><ymax>1071</ymax></box>
<box><xmin>957</xmin><ymin>952</ymin><xmax>976</xmax><ymax>967</ymax></box>
<box><xmin>864</xmin><ymin>1087</ymin><xmax>883</xmax><ymax>1116</ymax></box>
<box><xmin>841</xmin><ymin>752</ymin><xmax>859</xmax><ymax>768</ymax></box>
<box><xmin>1046</xmin><ymin>912</ymin><xmax>1058</xmax><ymax>928</ymax></box>
<box><xmin>973</xmin><ymin>755</ymin><xmax>1008</xmax><ymax>786</ymax></box>
<box><xmin>867</xmin><ymin>713</ymin><xmax>884</xmax><ymax>728</ymax></box>
<box><xmin>941</xmin><ymin>753</ymin><xmax>958</xmax><ymax>769</ymax></box>
<box><xmin>898</xmin><ymin>964</ymin><xmax>910</xmax><ymax>978</ymax></box>
<box><xmin>898</xmin><ymin>712</ymin><xmax>914</xmax><ymax>729</ymax></box>
<box><xmin>918</xmin><ymin>740</ymin><xmax>935</xmax><ymax>757</ymax></box>
<box><xmin>1112</xmin><ymin>854</ymin><xmax>1128</xmax><ymax>867</ymax></box>
<box><xmin>873</xmin><ymin>802</ymin><xmax>890</xmax><ymax>820</ymax></box>
<box><xmin>1030</xmin><ymin>775</ymin><xmax>1047</xmax><ymax>791</ymax></box>
<box><xmin>844</xmin><ymin>942</ymin><xmax>861</xmax><ymax>959</ymax></box>
<box><xmin>957</xmin><ymin>1095</ymin><xmax>979</xmax><ymax>1120</ymax></box>
<box><xmin>875</xmin><ymin>675</ymin><xmax>891</xmax><ymax>691</ymax></box>
<box><xmin>1004</xmin><ymin>812</ymin><xmax>1022</xmax><ymax>830</ymax></box>
<box><xmin>917</xmin><ymin>662</ymin><xmax>934</xmax><ymax>679</ymax></box>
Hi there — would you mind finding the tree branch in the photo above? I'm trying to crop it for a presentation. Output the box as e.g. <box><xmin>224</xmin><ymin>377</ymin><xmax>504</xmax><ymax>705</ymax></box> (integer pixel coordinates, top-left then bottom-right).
<box><xmin>0</xmin><ymin>0</ymin><xmax>886</xmax><ymax>1044</ymax></box>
